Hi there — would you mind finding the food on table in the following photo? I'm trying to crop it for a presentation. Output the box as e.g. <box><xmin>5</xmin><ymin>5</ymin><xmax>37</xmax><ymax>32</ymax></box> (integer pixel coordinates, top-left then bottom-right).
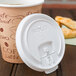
<box><xmin>56</xmin><ymin>21</ymin><xmax>62</xmax><ymax>27</ymax></box>
<box><xmin>62</xmin><ymin>28</ymin><xmax>76</xmax><ymax>39</ymax></box>
<box><xmin>55</xmin><ymin>16</ymin><xmax>76</xmax><ymax>39</ymax></box>
<box><xmin>55</xmin><ymin>16</ymin><xmax>76</xmax><ymax>30</ymax></box>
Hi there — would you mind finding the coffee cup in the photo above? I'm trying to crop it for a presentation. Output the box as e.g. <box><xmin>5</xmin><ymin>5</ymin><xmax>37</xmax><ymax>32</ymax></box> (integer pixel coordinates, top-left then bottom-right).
<box><xmin>0</xmin><ymin>0</ymin><xmax>44</xmax><ymax>63</ymax></box>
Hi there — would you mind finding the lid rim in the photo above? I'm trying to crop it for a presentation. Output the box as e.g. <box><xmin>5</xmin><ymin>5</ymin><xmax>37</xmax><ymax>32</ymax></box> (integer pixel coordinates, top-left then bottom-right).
<box><xmin>0</xmin><ymin>0</ymin><xmax>44</xmax><ymax>7</ymax></box>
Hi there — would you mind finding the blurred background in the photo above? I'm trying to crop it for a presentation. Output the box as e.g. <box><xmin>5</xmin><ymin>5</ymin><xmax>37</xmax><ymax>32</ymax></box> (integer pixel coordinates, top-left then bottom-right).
<box><xmin>45</xmin><ymin>0</ymin><xmax>76</xmax><ymax>4</ymax></box>
<box><xmin>43</xmin><ymin>0</ymin><xmax>76</xmax><ymax>9</ymax></box>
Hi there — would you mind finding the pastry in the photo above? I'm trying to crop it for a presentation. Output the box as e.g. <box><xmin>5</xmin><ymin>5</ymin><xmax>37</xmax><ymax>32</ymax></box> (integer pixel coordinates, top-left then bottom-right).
<box><xmin>55</xmin><ymin>16</ymin><xmax>76</xmax><ymax>30</ymax></box>
<box><xmin>56</xmin><ymin>21</ymin><xmax>62</xmax><ymax>27</ymax></box>
<box><xmin>62</xmin><ymin>28</ymin><xmax>76</xmax><ymax>39</ymax></box>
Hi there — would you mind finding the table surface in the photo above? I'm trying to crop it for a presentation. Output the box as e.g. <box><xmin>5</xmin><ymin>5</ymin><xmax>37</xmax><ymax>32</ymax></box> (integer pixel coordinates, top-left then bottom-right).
<box><xmin>0</xmin><ymin>7</ymin><xmax>76</xmax><ymax>76</ymax></box>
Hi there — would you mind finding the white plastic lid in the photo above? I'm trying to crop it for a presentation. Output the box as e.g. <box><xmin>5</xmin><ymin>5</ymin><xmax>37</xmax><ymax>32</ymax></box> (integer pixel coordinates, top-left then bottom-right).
<box><xmin>16</xmin><ymin>14</ymin><xmax>65</xmax><ymax>74</ymax></box>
